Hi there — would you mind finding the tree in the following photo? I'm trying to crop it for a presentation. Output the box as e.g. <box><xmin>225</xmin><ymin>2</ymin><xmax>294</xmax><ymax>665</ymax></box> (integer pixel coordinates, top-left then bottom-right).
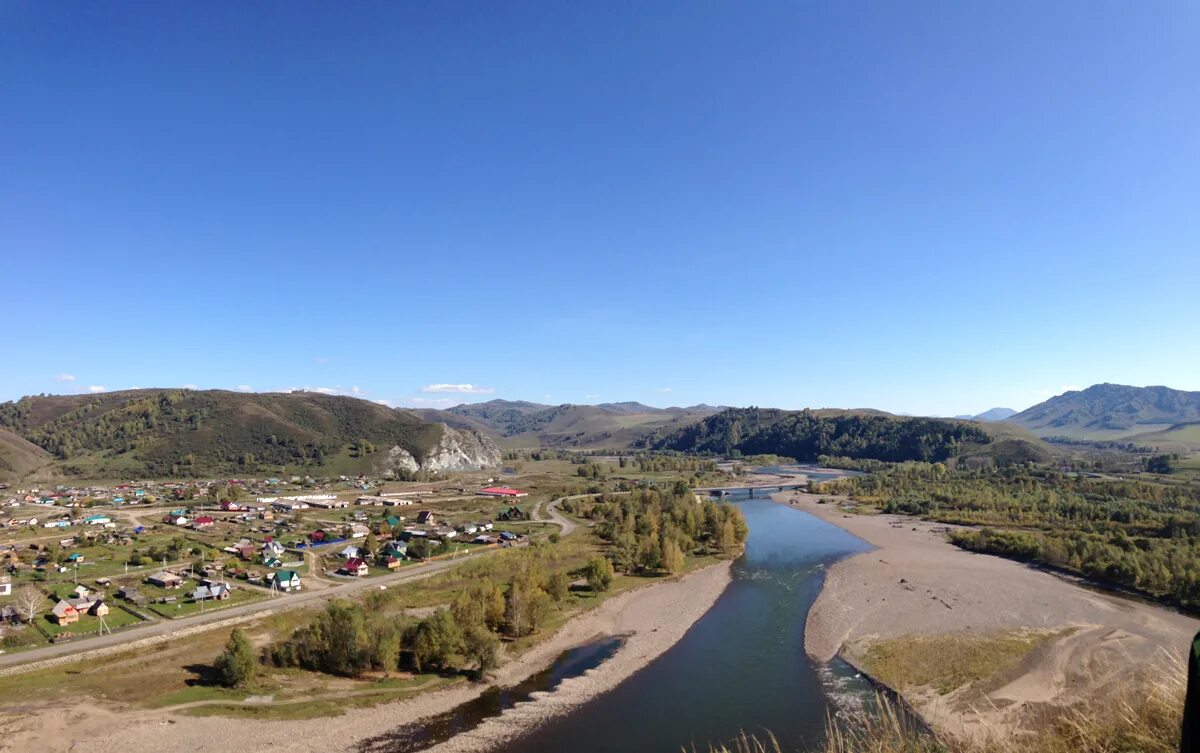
<box><xmin>636</xmin><ymin>535</ymin><xmax>662</xmax><ymax>572</ymax></box>
<box><xmin>413</xmin><ymin>609</ymin><xmax>463</xmax><ymax>672</ymax></box>
<box><xmin>481</xmin><ymin>582</ymin><xmax>506</xmax><ymax>631</ymax></box>
<box><xmin>526</xmin><ymin>589</ymin><xmax>553</xmax><ymax>634</ymax></box>
<box><xmin>717</xmin><ymin>519</ymin><xmax>737</xmax><ymax>554</ymax></box>
<box><xmin>364</xmin><ymin>532</ymin><xmax>379</xmax><ymax>558</ymax></box>
<box><xmin>407</xmin><ymin>538</ymin><xmax>431</xmax><ymax>560</ymax></box>
<box><xmin>545</xmin><ymin>571</ymin><xmax>570</xmax><ymax>605</ymax></box>
<box><xmin>662</xmin><ymin>539</ymin><xmax>685</xmax><ymax>575</ymax></box>
<box><xmin>450</xmin><ymin>581</ymin><xmax>506</xmax><ymax>633</ymax></box>
<box><xmin>462</xmin><ymin>623</ymin><xmax>501</xmax><ymax>679</ymax></box>
<box><xmin>585</xmin><ymin>556</ymin><xmax>614</xmax><ymax>592</ymax></box>
<box><xmin>322</xmin><ymin>602</ymin><xmax>370</xmax><ymax>676</ymax></box>
<box><xmin>15</xmin><ymin>585</ymin><xmax>47</xmax><ymax>623</ymax></box>
<box><xmin>367</xmin><ymin>619</ymin><xmax>401</xmax><ymax>671</ymax></box>
<box><xmin>1147</xmin><ymin>455</ymin><xmax>1175</xmax><ymax>474</ymax></box>
<box><xmin>214</xmin><ymin>628</ymin><xmax>258</xmax><ymax>687</ymax></box>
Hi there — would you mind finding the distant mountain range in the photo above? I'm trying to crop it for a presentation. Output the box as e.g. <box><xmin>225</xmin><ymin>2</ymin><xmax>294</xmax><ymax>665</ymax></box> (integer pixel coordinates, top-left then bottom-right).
<box><xmin>954</xmin><ymin>407</ymin><xmax>1018</xmax><ymax>422</ymax></box>
<box><xmin>1008</xmin><ymin>384</ymin><xmax>1200</xmax><ymax>442</ymax></box>
<box><xmin>411</xmin><ymin>399</ymin><xmax>725</xmax><ymax>449</ymax></box>
<box><xmin>4</xmin><ymin>383</ymin><xmax>1196</xmax><ymax>482</ymax></box>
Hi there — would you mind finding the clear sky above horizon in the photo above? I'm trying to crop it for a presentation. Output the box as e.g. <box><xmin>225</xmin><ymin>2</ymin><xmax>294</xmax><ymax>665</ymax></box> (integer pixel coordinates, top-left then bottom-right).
<box><xmin>4</xmin><ymin>2</ymin><xmax>1198</xmax><ymax>416</ymax></box>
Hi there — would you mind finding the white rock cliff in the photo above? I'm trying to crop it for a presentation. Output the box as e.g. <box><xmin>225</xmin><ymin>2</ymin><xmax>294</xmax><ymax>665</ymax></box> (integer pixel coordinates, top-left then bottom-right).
<box><xmin>383</xmin><ymin>424</ymin><xmax>501</xmax><ymax>474</ymax></box>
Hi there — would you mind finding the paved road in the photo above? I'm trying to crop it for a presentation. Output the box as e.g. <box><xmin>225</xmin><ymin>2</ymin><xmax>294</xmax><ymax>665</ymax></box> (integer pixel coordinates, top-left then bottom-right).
<box><xmin>0</xmin><ymin>548</ymin><xmax>496</xmax><ymax>669</ymax></box>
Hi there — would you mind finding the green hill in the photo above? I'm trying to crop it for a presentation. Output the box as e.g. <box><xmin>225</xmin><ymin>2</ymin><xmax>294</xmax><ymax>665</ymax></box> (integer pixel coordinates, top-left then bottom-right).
<box><xmin>636</xmin><ymin>407</ymin><xmax>998</xmax><ymax>464</ymax></box>
<box><xmin>0</xmin><ymin>389</ymin><xmax>480</xmax><ymax>478</ymax></box>
<box><xmin>961</xmin><ymin>421</ymin><xmax>1055</xmax><ymax>466</ymax></box>
<box><xmin>1122</xmin><ymin>422</ymin><xmax>1200</xmax><ymax>454</ymax></box>
<box><xmin>0</xmin><ymin>427</ymin><xmax>54</xmax><ymax>481</ymax></box>
<box><xmin>1009</xmin><ymin>383</ymin><xmax>1200</xmax><ymax>439</ymax></box>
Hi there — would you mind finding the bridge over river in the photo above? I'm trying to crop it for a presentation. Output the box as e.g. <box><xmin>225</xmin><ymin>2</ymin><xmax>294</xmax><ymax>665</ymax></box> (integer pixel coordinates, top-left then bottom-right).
<box><xmin>694</xmin><ymin>483</ymin><xmax>807</xmax><ymax>497</ymax></box>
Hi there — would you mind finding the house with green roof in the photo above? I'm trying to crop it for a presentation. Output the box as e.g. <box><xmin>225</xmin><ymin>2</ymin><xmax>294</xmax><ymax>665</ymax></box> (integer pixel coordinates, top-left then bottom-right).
<box><xmin>269</xmin><ymin>570</ymin><xmax>301</xmax><ymax>592</ymax></box>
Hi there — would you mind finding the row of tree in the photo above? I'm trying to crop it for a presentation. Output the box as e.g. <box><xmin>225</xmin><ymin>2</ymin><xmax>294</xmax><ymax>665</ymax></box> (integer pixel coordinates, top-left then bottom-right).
<box><xmin>259</xmin><ymin>543</ymin><xmax>602</xmax><ymax>683</ymax></box>
<box><xmin>819</xmin><ymin>462</ymin><xmax>1200</xmax><ymax>608</ymax></box>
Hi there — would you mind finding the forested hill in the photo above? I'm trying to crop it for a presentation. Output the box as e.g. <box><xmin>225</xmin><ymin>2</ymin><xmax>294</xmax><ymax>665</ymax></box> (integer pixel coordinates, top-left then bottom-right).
<box><xmin>0</xmin><ymin>389</ymin><xmax>452</xmax><ymax>478</ymax></box>
<box><xmin>636</xmin><ymin>408</ymin><xmax>993</xmax><ymax>463</ymax></box>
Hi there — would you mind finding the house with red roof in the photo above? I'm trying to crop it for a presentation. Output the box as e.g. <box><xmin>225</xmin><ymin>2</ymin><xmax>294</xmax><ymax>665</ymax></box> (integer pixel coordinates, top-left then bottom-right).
<box><xmin>339</xmin><ymin>557</ymin><xmax>368</xmax><ymax>577</ymax></box>
<box><xmin>477</xmin><ymin>486</ymin><xmax>528</xmax><ymax>498</ymax></box>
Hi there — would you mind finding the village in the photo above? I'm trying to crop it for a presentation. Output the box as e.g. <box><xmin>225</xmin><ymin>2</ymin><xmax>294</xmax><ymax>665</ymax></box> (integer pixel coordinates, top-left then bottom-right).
<box><xmin>0</xmin><ymin>474</ymin><xmax>537</xmax><ymax>653</ymax></box>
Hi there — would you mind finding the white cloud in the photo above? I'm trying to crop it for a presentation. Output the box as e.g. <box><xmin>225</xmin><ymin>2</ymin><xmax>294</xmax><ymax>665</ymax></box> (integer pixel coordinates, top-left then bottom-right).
<box><xmin>351</xmin><ymin>386</ymin><xmax>362</xmax><ymax>394</ymax></box>
<box><xmin>129</xmin><ymin>386</ymin><xmax>142</xmax><ymax>390</ymax></box>
<box><xmin>655</xmin><ymin>387</ymin><xmax>673</xmax><ymax>393</ymax></box>
<box><xmin>420</xmin><ymin>383</ymin><xmax>495</xmax><ymax>394</ymax></box>
<box><xmin>374</xmin><ymin>399</ymin><xmax>396</xmax><ymax>407</ymax></box>
<box><xmin>315</xmin><ymin>387</ymin><xmax>337</xmax><ymax>395</ymax></box>
<box><xmin>585</xmin><ymin>393</ymin><xmax>599</xmax><ymax>399</ymax></box>
<box><xmin>55</xmin><ymin>374</ymin><xmax>76</xmax><ymax>382</ymax></box>
<box><xmin>182</xmin><ymin>384</ymin><xmax>198</xmax><ymax>390</ymax></box>
<box><xmin>236</xmin><ymin>385</ymin><xmax>254</xmax><ymax>392</ymax></box>
<box><xmin>88</xmin><ymin>386</ymin><xmax>106</xmax><ymax>393</ymax></box>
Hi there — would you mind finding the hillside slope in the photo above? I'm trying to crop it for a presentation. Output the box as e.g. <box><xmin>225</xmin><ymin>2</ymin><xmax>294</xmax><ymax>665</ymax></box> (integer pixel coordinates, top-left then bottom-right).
<box><xmin>1010</xmin><ymin>383</ymin><xmax>1200</xmax><ymax>439</ymax></box>
<box><xmin>0</xmin><ymin>427</ymin><xmax>54</xmax><ymax>481</ymax></box>
<box><xmin>0</xmin><ymin>389</ymin><xmax>499</xmax><ymax>478</ymax></box>
<box><xmin>636</xmin><ymin>407</ymin><xmax>1002</xmax><ymax>464</ymax></box>
<box><xmin>1122</xmin><ymin>422</ymin><xmax>1200</xmax><ymax>454</ymax></box>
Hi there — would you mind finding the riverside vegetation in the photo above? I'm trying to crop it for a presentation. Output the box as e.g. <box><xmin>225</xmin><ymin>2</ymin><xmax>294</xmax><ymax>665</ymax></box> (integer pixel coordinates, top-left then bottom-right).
<box><xmin>817</xmin><ymin>461</ymin><xmax>1200</xmax><ymax>609</ymax></box>
<box><xmin>230</xmin><ymin>485</ymin><xmax>747</xmax><ymax>685</ymax></box>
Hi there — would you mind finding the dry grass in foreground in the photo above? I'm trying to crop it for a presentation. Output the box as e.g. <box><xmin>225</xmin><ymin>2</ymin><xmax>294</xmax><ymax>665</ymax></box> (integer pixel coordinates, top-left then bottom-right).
<box><xmin>706</xmin><ymin>653</ymin><xmax>1185</xmax><ymax>753</ymax></box>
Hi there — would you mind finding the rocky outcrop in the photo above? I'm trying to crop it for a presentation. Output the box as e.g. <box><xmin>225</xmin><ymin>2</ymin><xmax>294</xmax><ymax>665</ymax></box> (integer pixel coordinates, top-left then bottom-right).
<box><xmin>385</xmin><ymin>446</ymin><xmax>422</xmax><ymax>474</ymax></box>
<box><xmin>383</xmin><ymin>424</ymin><xmax>501</xmax><ymax>475</ymax></box>
<box><xmin>422</xmin><ymin>424</ymin><xmax>502</xmax><ymax>471</ymax></box>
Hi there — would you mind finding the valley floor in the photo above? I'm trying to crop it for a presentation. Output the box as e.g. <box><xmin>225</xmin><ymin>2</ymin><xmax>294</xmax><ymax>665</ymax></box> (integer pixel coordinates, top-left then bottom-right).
<box><xmin>0</xmin><ymin>561</ymin><xmax>732</xmax><ymax>753</ymax></box>
<box><xmin>788</xmin><ymin>491</ymin><xmax>1199</xmax><ymax>742</ymax></box>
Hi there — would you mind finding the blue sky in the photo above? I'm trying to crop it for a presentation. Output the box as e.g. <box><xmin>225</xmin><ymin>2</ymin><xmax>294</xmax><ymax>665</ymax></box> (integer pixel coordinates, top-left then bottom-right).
<box><xmin>4</xmin><ymin>2</ymin><xmax>1198</xmax><ymax>416</ymax></box>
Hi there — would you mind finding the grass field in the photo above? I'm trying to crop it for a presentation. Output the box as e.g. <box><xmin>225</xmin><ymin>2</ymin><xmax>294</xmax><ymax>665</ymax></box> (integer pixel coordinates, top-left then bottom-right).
<box><xmin>856</xmin><ymin>629</ymin><xmax>1065</xmax><ymax>695</ymax></box>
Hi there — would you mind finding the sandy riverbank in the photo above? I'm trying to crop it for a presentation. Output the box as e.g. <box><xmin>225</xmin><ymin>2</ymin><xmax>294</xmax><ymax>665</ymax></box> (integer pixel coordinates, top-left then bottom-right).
<box><xmin>784</xmin><ymin>491</ymin><xmax>1200</xmax><ymax>740</ymax></box>
<box><xmin>2</xmin><ymin>561</ymin><xmax>731</xmax><ymax>753</ymax></box>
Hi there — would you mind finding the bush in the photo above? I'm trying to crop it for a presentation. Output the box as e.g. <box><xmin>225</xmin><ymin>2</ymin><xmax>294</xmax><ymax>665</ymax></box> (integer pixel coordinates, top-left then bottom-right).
<box><xmin>585</xmin><ymin>556</ymin><xmax>614</xmax><ymax>592</ymax></box>
<box><xmin>214</xmin><ymin>628</ymin><xmax>258</xmax><ymax>688</ymax></box>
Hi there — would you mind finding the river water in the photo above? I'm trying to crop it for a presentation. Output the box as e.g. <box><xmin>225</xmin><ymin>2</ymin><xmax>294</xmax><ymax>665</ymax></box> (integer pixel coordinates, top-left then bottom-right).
<box><xmin>496</xmin><ymin>495</ymin><xmax>875</xmax><ymax>752</ymax></box>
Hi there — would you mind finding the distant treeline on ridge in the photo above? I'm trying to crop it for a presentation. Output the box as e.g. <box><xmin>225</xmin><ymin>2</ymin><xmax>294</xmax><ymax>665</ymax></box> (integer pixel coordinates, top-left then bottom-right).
<box><xmin>636</xmin><ymin>407</ymin><xmax>991</xmax><ymax>463</ymax></box>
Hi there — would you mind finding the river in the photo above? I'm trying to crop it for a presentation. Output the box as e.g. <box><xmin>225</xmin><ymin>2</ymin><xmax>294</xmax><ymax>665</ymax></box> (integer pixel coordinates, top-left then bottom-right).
<box><xmin>495</xmin><ymin>495</ymin><xmax>875</xmax><ymax>752</ymax></box>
